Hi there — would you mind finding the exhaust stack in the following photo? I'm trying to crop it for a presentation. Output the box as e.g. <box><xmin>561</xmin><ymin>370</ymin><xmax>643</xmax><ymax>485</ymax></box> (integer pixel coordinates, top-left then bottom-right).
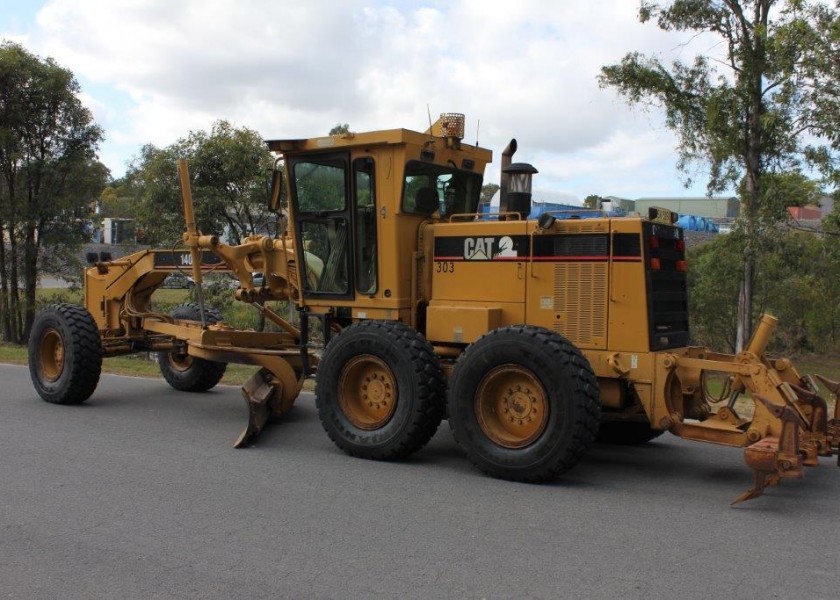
<box><xmin>499</xmin><ymin>138</ymin><xmax>517</xmax><ymax>214</ymax></box>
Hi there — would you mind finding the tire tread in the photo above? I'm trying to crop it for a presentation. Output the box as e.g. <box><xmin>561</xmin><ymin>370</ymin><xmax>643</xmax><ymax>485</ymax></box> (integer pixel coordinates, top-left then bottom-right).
<box><xmin>316</xmin><ymin>320</ymin><xmax>445</xmax><ymax>460</ymax></box>
<box><xmin>28</xmin><ymin>303</ymin><xmax>102</xmax><ymax>405</ymax></box>
<box><xmin>449</xmin><ymin>325</ymin><xmax>601</xmax><ymax>482</ymax></box>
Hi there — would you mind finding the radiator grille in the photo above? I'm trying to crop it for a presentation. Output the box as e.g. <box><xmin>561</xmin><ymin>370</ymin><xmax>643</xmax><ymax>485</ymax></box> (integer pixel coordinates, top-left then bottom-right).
<box><xmin>552</xmin><ymin>262</ymin><xmax>607</xmax><ymax>348</ymax></box>
<box><xmin>560</xmin><ymin>222</ymin><xmax>602</xmax><ymax>234</ymax></box>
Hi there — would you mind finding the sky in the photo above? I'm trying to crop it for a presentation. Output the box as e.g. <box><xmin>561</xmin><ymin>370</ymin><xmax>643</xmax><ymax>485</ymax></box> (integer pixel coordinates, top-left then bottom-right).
<box><xmin>0</xmin><ymin>0</ymin><xmax>729</xmax><ymax>202</ymax></box>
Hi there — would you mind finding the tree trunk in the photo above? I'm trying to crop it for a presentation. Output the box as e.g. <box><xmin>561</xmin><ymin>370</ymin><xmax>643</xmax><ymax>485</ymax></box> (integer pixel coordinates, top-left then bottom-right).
<box><xmin>0</xmin><ymin>232</ymin><xmax>9</xmax><ymax>343</ymax></box>
<box><xmin>0</xmin><ymin>174</ymin><xmax>13</xmax><ymax>342</ymax></box>
<box><xmin>7</xmin><ymin>173</ymin><xmax>22</xmax><ymax>343</ymax></box>
<box><xmin>9</xmin><ymin>226</ymin><xmax>21</xmax><ymax>343</ymax></box>
<box><xmin>735</xmin><ymin>1</ymin><xmax>769</xmax><ymax>353</ymax></box>
<box><xmin>22</xmin><ymin>221</ymin><xmax>39</xmax><ymax>341</ymax></box>
<box><xmin>736</xmin><ymin>261</ymin><xmax>754</xmax><ymax>352</ymax></box>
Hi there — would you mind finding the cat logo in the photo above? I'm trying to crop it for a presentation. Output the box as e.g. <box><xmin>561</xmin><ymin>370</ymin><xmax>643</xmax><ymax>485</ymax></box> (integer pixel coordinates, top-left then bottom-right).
<box><xmin>463</xmin><ymin>236</ymin><xmax>518</xmax><ymax>260</ymax></box>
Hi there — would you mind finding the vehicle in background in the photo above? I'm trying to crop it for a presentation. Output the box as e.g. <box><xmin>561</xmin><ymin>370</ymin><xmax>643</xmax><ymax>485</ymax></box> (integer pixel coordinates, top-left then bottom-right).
<box><xmin>160</xmin><ymin>273</ymin><xmax>195</xmax><ymax>289</ymax></box>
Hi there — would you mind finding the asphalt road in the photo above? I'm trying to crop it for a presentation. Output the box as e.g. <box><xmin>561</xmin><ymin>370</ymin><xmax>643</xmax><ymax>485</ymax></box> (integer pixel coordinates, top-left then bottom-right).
<box><xmin>2</xmin><ymin>362</ymin><xmax>840</xmax><ymax>599</ymax></box>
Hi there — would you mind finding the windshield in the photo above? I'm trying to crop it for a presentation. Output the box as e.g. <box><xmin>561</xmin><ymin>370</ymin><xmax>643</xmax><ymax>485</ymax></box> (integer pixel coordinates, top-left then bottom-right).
<box><xmin>401</xmin><ymin>160</ymin><xmax>482</xmax><ymax>218</ymax></box>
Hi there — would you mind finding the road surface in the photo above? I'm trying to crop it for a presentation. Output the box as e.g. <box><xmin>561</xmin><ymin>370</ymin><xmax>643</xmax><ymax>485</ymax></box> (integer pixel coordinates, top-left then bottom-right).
<box><xmin>2</xmin><ymin>363</ymin><xmax>839</xmax><ymax>599</ymax></box>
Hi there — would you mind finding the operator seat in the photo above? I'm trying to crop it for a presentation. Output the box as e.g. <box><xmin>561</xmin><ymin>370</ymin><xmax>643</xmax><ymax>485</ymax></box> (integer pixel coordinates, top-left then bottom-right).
<box><xmin>415</xmin><ymin>187</ymin><xmax>439</xmax><ymax>215</ymax></box>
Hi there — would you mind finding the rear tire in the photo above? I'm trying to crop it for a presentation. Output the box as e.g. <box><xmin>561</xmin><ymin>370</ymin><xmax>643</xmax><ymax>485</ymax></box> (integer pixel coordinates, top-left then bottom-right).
<box><xmin>316</xmin><ymin>320</ymin><xmax>446</xmax><ymax>460</ymax></box>
<box><xmin>448</xmin><ymin>325</ymin><xmax>600</xmax><ymax>482</ymax></box>
<box><xmin>28</xmin><ymin>303</ymin><xmax>102</xmax><ymax>405</ymax></box>
<box><xmin>158</xmin><ymin>303</ymin><xmax>227</xmax><ymax>392</ymax></box>
<box><xmin>597</xmin><ymin>421</ymin><xmax>664</xmax><ymax>445</ymax></box>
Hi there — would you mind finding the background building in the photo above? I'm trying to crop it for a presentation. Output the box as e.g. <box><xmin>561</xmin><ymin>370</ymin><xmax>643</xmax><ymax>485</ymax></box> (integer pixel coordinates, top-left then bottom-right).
<box><xmin>633</xmin><ymin>196</ymin><xmax>740</xmax><ymax>219</ymax></box>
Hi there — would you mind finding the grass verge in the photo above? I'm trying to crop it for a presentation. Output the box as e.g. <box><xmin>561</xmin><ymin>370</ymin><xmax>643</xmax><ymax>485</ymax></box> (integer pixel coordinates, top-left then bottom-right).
<box><xmin>0</xmin><ymin>342</ymin><xmax>296</xmax><ymax>388</ymax></box>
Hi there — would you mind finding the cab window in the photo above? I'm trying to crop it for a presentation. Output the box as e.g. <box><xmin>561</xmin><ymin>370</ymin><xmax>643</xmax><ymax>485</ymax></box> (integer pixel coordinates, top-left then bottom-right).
<box><xmin>292</xmin><ymin>154</ymin><xmax>351</xmax><ymax>296</ymax></box>
<box><xmin>401</xmin><ymin>160</ymin><xmax>482</xmax><ymax>217</ymax></box>
<box><xmin>293</xmin><ymin>158</ymin><xmax>346</xmax><ymax>212</ymax></box>
<box><xmin>354</xmin><ymin>157</ymin><xmax>377</xmax><ymax>294</ymax></box>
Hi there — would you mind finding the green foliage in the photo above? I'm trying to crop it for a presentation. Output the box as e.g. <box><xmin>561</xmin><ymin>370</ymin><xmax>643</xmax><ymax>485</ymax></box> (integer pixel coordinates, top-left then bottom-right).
<box><xmin>329</xmin><ymin>123</ymin><xmax>350</xmax><ymax>136</ymax></box>
<box><xmin>188</xmin><ymin>279</ymin><xmax>235</xmax><ymax>316</ymax></box>
<box><xmin>480</xmin><ymin>183</ymin><xmax>500</xmax><ymax>204</ymax></box>
<box><xmin>785</xmin><ymin>4</ymin><xmax>840</xmax><ymax>190</ymax></box>
<box><xmin>688</xmin><ymin>228</ymin><xmax>840</xmax><ymax>353</ymax></box>
<box><xmin>99</xmin><ymin>185</ymin><xmax>137</xmax><ymax>219</ymax></box>
<box><xmin>687</xmin><ymin>234</ymin><xmax>741</xmax><ymax>351</ymax></box>
<box><xmin>745</xmin><ymin>171</ymin><xmax>822</xmax><ymax>223</ymax></box>
<box><xmin>0</xmin><ymin>41</ymin><xmax>106</xmax><ymax>343</ymax></box>
<box><xmin>583</xmin><ymin>195</ymin><xmax>602</xmax><ymax>208</ymax></box>
<box><xmin>125</xmin><ymin>120</ymin><xmax>275</xmax><ymax>246</ymax></box>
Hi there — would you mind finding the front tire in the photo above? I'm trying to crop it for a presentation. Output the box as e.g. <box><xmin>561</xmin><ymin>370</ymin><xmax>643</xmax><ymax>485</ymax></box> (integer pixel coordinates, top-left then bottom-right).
<box><xmin>158</xmin><ymin>303</ymin><xmax>227</xmax><ymax>392</ymax></box>
<box><xmin>28</xmin><ymin>303</ymin><xmax>102</xmax><ymax>405</ymax></box>
<box><xmin>316</xmin><ymin>320</ymin><xmax>446</xmax><ymax>460</ymax></box>
<box><xmin>448</xmin><ymin>325</ymin><xmax>600</xmax><ymax>482</ymax></box>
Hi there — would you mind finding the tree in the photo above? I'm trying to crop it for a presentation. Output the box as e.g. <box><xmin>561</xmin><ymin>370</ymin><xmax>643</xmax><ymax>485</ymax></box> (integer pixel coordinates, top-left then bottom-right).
<box><xmin>599</xmin><ymin>1</ymin><xmax>830</xmax><ymax>350</ymax></box>
<box><xmin>0</xmin><ymin>42</ymin><xmax>105</xmax><ymax>343</ymax></box>
<box><xmin>789</xmin><ymin>4</ymin><xmax>840</xmax><ymax>188</ymax></box>
<box><xmin>688</xmin><ymin>227</ymin><xmax>840</xmax><ymax>354</ymax></box>
<box><xmin>329</xmin><ymin>123</ymin><xmax>350</xmax><ymax>136</ymax></box>
<box><xmin>686</xmin><ymin>234</ymin><xmax>742</xmax><ymax>352</ymax></box>
<box><xmin>583</xmin><ymin>195</ymin><xmax>602</xmax><ymax>209</ymax></box>
<box><xmin>480</xmin><ymin>183</ymin><xmax>500</xmax><ymax>205</ymax></box>
<box><xmin>98</xmin><ymin>185</ymin><xmax>137</xmax><ymax>219</ymax></box>
<box><xmin>126</xmin><ymin>121</ymin><xmax>275</xmax><ymax>246</ymax></box>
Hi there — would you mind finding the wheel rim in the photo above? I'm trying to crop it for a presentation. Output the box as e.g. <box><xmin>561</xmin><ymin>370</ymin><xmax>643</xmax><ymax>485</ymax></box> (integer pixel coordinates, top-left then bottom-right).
<box><xmin>338</xmin><ymin>355</ymin><xmax>397</xmax><ymax>430</ymax></box>
<box><xmin>475</xmin><ymin>365</ymin><xmax>549</xmax><ymax>448</ymax></box>
<box><xmin>39</xmin><ymin>328</ymin><xmax>65</xmax><ymax>382</ymax></box>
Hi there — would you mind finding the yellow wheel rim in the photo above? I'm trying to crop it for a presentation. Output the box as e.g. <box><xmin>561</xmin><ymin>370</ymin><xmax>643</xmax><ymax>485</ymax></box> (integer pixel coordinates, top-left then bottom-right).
<box><xmin>39</xmin><ymin>328</ymin><xmax>65</xmax><ymax>382</ymax></box>
<box><xmin>475</xmin><ymin>365</ymin><xmax>549</xmax><ymax>448</ymax></box>
<box><xmin>338</xmin><ymin>355</ymin><xmax>397</xmax><ymax>430</ymax></box>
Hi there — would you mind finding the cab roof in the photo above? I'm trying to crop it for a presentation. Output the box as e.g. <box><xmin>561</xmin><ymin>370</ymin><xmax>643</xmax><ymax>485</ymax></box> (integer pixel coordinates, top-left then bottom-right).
<box><xmin>266</xmin><ymin>127</ymin><xmax>492</xmax><ymax>162</ymax></box>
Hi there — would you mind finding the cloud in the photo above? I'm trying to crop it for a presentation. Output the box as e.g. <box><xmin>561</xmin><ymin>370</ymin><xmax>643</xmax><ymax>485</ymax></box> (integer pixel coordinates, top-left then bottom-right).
<box><xmin>9</xmin><ymin>0</ymin><xmax>717</xmax><ymax>194</ymax></box>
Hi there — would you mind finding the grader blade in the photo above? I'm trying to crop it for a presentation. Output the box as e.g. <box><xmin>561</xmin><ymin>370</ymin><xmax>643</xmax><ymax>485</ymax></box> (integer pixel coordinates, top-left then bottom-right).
<box><xmin>234</xmin><ymin>368</ymin><xmax>283</xmax><ymax>448</ymax></box>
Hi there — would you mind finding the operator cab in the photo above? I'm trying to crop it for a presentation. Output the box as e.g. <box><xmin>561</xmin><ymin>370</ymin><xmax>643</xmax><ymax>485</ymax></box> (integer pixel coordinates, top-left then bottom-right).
<box><xmin>267</xmin><ymin>117</ymin><xmax>493</xmax><ymax>323</ymax></box>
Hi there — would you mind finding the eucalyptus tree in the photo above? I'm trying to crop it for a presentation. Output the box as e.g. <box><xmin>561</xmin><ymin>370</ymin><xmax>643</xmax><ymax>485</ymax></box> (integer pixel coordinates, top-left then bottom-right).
<box><xmin>599</xmin><ymin>1</ymin><xmax>834</xmax><ymax>350</ymax></box>
<box><xmin>0</xmin><ymin>42</ymin><xmax>105</xmax><ymax>343</ymax></box>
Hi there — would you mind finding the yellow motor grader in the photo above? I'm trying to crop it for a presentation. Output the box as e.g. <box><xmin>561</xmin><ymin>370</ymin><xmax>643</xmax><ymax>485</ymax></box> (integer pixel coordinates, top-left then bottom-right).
<box><xmin>28</xmin><ymin>114</ymin><xmax>840</xmax><ymax>503</ymax></box>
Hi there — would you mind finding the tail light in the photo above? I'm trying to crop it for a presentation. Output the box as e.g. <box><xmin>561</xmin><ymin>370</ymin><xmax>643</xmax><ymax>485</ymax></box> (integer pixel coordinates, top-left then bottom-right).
<box><xmin>651</xmin><ymin>258</ymin><xmax>661</xmax><ymax>271</ymax></box>
<box><xmin>676</xmin><ymin>260</ymin><xmax>687</xmax><ymax>272</ymax></box>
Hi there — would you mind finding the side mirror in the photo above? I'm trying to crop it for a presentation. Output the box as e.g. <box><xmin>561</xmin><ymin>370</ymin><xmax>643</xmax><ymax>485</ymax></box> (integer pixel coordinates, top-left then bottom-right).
<box><xmin>268</xmin><ymin>169</ymin><xmax>284</xmax><ymax>212</ymax></box>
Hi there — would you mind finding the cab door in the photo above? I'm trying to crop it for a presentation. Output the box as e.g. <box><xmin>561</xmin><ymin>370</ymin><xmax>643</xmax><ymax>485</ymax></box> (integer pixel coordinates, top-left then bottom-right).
<box><xmin>289</xmin><ymin>154</ymin><xmax>380</xmax><ymax>302</ymax></box>
<box><xmin>290</xmin><ymin>153</ymin><xmax>353</xmax><ymax>299</ymax></box>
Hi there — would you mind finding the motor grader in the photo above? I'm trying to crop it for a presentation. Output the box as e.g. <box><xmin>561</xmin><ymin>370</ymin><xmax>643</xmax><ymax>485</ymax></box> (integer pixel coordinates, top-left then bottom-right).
<box><xmin>28</xmin><ymin>113</ymin><xmax>840</xmax><ymax>503</ymax></box>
